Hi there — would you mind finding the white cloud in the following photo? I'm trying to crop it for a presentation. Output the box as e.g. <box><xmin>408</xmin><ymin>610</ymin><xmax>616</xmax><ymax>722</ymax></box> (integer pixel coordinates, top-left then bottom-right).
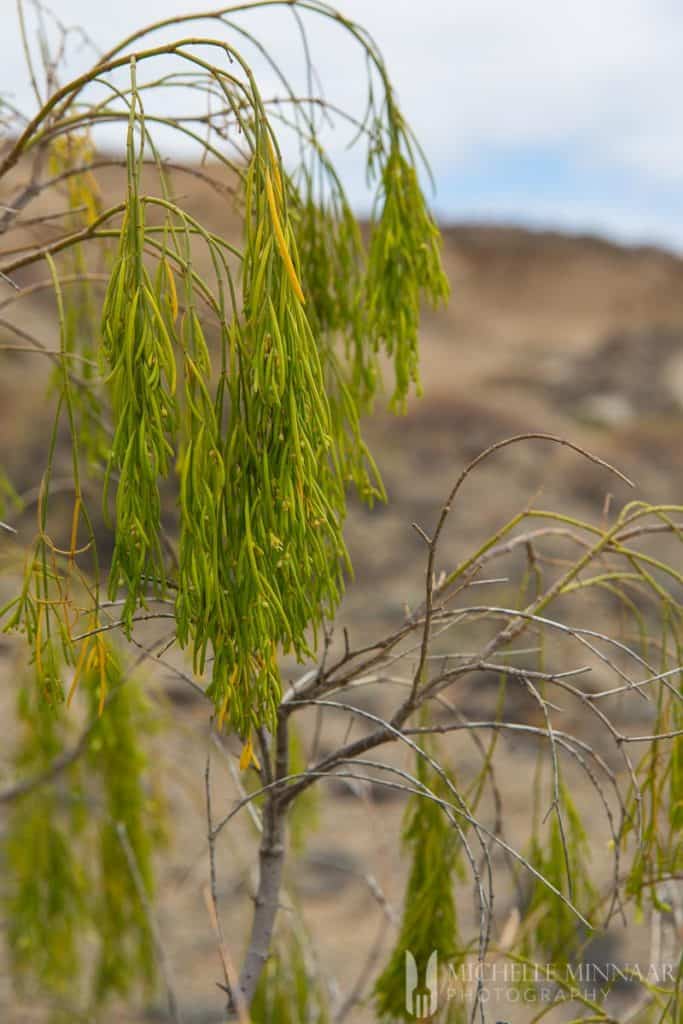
<box><xmin>3</xmin><ymin>1</ymin><xmax>683</xmax><ymax>242</ymax></box>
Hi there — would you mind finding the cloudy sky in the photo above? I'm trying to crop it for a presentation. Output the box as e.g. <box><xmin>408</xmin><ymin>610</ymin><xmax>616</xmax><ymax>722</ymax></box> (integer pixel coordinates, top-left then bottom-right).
<box><xmin>4</xmin><ymin>1</ymin><xmax>683</xmax><ymax>249</ymax></box>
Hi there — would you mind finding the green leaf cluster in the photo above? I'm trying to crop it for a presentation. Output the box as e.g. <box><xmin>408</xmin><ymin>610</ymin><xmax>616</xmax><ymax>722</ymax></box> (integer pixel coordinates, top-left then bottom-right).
<box><xmin>251</xmin><ymin>920</ymin><xmax>330</xmax><ymax>1024</ymax></box>
<box><xmin>366</xmin><ymin>145</ymin><xmax>450</xmax><ymax>411</ymax></box>
<box><xmin>374</xmin><ymin>755</ymin><xmax>462</xmax><ymax>1022</ymax></box>
<box><xmin>523</xmin><ymin>784</ymin><xmax>597</xmax><ymax>965</ymax></box>
<box><xmin>91</xmin><ymin>75</ymin><xmax>448</xmax><ymax>736</ymax></box>
<box><xmin>2</xmin><ymin>642</ymin><xmax>164</xmax><ymax>1012</ymax></box>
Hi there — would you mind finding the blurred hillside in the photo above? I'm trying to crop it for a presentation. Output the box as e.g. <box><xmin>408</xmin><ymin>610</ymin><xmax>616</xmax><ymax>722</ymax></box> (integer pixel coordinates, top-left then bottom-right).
<box><xmin>342</xmin><ymin>223</ymin><xmax>683</xmax><ymax>636</ymax></box>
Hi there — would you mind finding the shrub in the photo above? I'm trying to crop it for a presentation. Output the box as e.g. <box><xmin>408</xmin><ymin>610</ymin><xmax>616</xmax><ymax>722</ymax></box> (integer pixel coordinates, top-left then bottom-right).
<box><xmin>0</xmin><ymin>4</ymin><xmax>680</xmax><ymax>1022</ymax></box>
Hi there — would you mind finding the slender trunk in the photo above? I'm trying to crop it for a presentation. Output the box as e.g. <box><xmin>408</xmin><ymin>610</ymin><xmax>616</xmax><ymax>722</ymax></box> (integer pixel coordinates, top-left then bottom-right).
<box><xmin>235</xmin><ymin>712</ymin><xmax>289</xmax><ymax>1009</ymax></box>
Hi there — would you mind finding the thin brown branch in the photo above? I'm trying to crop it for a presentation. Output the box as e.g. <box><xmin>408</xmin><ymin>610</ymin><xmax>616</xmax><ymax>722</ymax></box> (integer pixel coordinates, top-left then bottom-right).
<box><xmin>234</xmin><ymin>708</ymin><xmax>290</xmax><ymax>1009</ymax></box>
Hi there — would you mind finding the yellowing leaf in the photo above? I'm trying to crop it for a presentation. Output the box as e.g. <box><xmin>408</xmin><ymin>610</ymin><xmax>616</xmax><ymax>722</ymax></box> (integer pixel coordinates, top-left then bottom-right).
<box><xmin>264</xmin><ymin>170</ymin><xmax>305</xmax><ymax>305</ymax></box>
<box><xmin>66</xmin><ymin>635</ymin><xmax>91</xmax><ymax>707</ymax></box>
<box><xmin>239</xmin><ymin>732</ymin><xmax>261</xmax><ymax>772</ymax></box>
<box><xmin>163</xmin><ymin>258</ymin><xmax>179</xmax><ymax>321</ymax></box>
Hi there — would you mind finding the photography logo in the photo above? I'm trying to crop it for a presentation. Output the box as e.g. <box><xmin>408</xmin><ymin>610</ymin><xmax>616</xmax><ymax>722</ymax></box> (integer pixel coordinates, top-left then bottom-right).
<box><xmin>405</xmin><ymin>950</ymin><xmax>439</xmax><ymax>1018</ymax></box>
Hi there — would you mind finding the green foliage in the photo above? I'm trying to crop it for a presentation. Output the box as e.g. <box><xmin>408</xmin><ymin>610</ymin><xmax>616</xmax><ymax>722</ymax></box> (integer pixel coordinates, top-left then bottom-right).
<box><xmin>5</xmin><ymin>680</ymin><xmax>86</xmax><ymax>997</ymax></box>
<box><xmin>1</xmin><ymin>18</ymin><xmax>451</xmax><ymax>739</ymax></box>
<box><xmin>523</xmin><ymin>783</ymin><xmax>597</xmax><ymax>965</ymax></box>
<box><xmin>102</xmin><ymin>113</ymin><xmax>178</xmax><ymax>627</ymax></box>
<box><xmin>623</xmin><ymin>636</ymin><xmax>683</xmax><ymax>916</ymax></box>
<box><xmin>83</xmin><ymin>643</ymin><xmax>163</xmax><ymax>1001</ymax></box>
<box><xmin>200</xmin><ymin>145</ymin><xmax>351</xmax><ymax>731</ymax></box>
<box><xmin>2</xmin><ymin>643</ymin><xmax>164</xmax><ymax>1011</ymax></box>
<box><xmin>374</xmin><ymin>753</ymin><xmax>462</xmax><ymax>1022</ymax></box>
<box><xmin>366</xmin><ymin>144</ymin><xmax>450</xmax><ymax>412</ymax></box>
<box><xmin>251</xmin><ymin>920</ymin><xmax>330</xmax><ymax>1024</ymax></box>
<box><xmin>293</xmin><ymin>172</ymin><xmax>387</xmax><ymax>500</ymax></box>
<box><xmin>296</xmin><ymin>173</ymin><xmax>365</xmax><ymax>348</ymax></box>
<box><xmin>47</xmin><ymin>133</ymin><xmax>108</xmax><ymax>465</ymax></box>
<box><xmin>0</xmin><ymin>6</ymin><xmax>455</xmax><ymax>1006</ymax></box>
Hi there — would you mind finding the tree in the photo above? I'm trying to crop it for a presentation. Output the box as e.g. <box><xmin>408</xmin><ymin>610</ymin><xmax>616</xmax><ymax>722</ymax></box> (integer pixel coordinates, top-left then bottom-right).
<box><xmin>0</xmin><ymin>4</ymin><xmax>681</xmax><ymax>1023</ymax></box>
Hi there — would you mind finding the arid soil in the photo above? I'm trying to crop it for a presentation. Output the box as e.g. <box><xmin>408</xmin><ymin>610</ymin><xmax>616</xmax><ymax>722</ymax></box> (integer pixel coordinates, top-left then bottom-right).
<box><xmin>1</xmin><ymin>162</ymin><xmax>682</xmax><ymax>1022</ymax></box>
